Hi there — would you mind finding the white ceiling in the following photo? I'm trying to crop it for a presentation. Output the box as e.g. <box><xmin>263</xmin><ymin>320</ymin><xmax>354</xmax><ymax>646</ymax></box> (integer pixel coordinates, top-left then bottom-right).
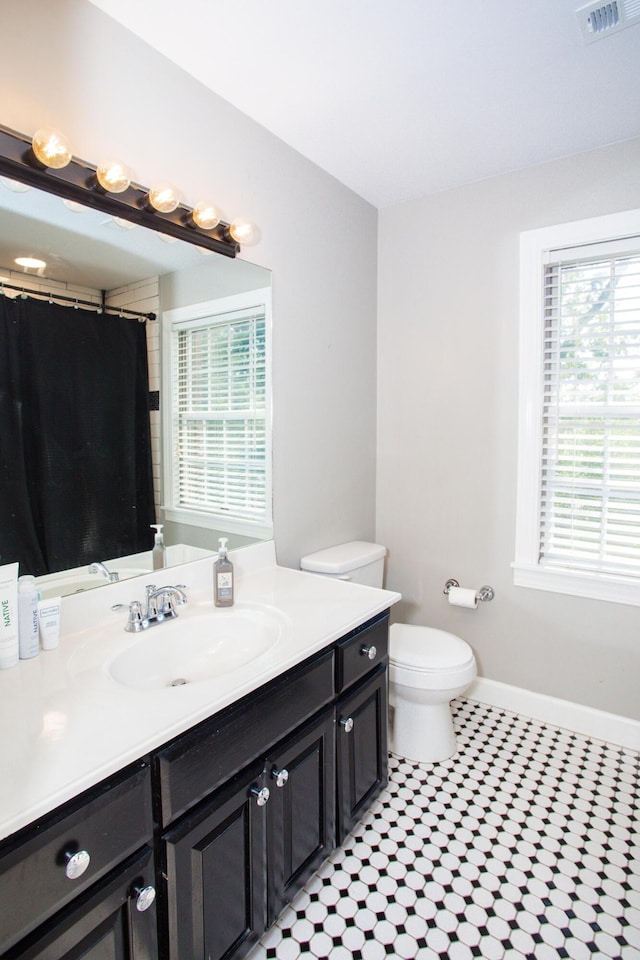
<box><xmin>88</xmin><ymin>0</ymin><xmax>640</xmax><ymax>208</ymax></box>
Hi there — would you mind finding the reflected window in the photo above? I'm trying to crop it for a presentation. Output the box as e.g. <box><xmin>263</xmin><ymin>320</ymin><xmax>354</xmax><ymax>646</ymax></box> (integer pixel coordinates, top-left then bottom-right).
<box><xmin>164</xmin><ymin>289</ymin><xmax>272</xmax><ymax>539</ymax></box>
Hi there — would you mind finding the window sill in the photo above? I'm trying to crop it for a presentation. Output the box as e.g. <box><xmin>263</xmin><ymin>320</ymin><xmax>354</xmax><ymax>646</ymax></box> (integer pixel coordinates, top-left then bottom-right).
<box><xmin>164</xmin><ymin>506</ymin><xmax>273</xmax><ymax>541</ymax></box>
<box><xmin>512</xmin><ymin>562</ymin><xmax>640</xmax><ymax>607</ymax></box>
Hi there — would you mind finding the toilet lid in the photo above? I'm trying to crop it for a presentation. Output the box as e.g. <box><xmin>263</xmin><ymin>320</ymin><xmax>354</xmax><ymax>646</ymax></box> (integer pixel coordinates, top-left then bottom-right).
<box><xmin>389</xmin><ymin>623</ymin><xmax>474</xmax><ymax>671</ymax></box>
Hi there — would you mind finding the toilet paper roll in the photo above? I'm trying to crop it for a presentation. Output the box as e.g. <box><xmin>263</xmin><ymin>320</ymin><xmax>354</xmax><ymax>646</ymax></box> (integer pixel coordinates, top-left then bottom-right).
<box><xmin>447</xmin><ymin>586</ymin><xmax>478</xmax><ymax>609</ymax></box>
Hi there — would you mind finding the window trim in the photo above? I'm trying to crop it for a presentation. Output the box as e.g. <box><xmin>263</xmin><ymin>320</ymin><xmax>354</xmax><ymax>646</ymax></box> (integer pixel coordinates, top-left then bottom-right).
<box><xmin>513</xmin><ymin>208</ymin><xmax>640</xmax><ymax>607</ymax></box>
<box><xmin>162</xmin><ymin>287</ymin><xmax>273</xmax><ymax>540</ymax></box>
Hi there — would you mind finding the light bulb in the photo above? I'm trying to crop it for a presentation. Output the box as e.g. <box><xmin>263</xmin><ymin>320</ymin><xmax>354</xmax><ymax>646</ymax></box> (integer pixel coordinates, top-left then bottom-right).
<box><xmin>96</xmin><ymin>159</ymin><xmax>131</xmax><ymax>194</ymax></box>
<box><xmin>147</xmin><ymin>182</ymin><xmax>180</xmax><ymax>214</ymax></box>
<box><xmin>31</xmin><ymin>128</ymin><xmax>72</xmax><ymax>169</ymax></box>
<box><xmin>229</xmin><ymin>218</ymin><xmax>260</xmax><ymax>246</ymax></box>
<box><xmin>191</xmin><ymin>201</ymin><xmax>221</xmax><ymax>231</ymax></box>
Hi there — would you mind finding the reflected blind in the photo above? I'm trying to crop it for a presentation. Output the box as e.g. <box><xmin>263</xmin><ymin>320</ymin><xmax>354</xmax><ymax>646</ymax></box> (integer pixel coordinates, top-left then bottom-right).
<box><xmin>172</xmin><ymin>308</ymin><xmax>267</xmax><ymax>523</ymax></box>
<box><xmin>540</xmin><ymin>250</ymin><xmax>640</xmax><ymax>578</ymax></box>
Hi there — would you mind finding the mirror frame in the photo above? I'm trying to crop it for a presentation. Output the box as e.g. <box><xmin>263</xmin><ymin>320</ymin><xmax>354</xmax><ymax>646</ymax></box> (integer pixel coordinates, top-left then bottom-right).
<box><xmin>0</xmin><ymin>124</ymin><xmax>240</xmax><ymax>258</ymax></box>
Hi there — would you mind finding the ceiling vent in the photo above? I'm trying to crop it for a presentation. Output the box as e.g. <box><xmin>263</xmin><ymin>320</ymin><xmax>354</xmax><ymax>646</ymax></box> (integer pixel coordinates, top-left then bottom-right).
<box><xmin>576</xmin><ymin>0</ymin><xmax>640</xmax><ymax>42</ymax></box>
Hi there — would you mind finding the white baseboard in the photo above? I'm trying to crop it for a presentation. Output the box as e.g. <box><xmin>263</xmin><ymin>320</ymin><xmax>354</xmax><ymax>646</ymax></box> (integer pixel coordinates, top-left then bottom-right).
<box><xmin>465</xmin><ymin>677</ymin><xmax>640</xmax><ymax>751</ymax></box>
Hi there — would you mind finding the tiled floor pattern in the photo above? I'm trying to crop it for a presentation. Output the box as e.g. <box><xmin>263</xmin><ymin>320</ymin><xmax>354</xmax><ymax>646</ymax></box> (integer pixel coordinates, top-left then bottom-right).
<box><xmin>249</xmin><ymin>698</ymin><xmax>640</xmax><ymax>960</ymax></box>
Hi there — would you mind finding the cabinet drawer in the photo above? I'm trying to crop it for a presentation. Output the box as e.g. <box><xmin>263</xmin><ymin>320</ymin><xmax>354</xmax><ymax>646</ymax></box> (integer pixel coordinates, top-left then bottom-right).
<box><xmin>0</xmin><ymin>760</ymin><xmax>152</xmax><ymax>954</ymax></box>
<box><xmin>1</xmin><ymin>845</ymin><xmax>157</xmax><ymax>960</ymax></box>
<box><xmin>335</xmin><ymin>613</ymin><xmax>389</xmax><ymax>694</ymax></box>
<box><xmin>156</xmin><ymin>648</ymin><xmax>335</xmax><ymax>827</ymax></box>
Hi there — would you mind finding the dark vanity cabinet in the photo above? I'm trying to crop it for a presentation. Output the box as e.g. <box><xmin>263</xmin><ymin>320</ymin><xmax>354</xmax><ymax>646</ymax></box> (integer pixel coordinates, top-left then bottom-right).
<box><xmin>0</xmin><ymin>611</ymin><xmax>390</xmax><ymax>960</ymax></box>
<box><xmin>335</xmin><ymin>615</ymin><xmax>389</xmax><ymax>844</ymax></box>
<box><xmin>0</xmin><ymin>760</ymin><xmax>157</xmax><ymax>960</ymax></box>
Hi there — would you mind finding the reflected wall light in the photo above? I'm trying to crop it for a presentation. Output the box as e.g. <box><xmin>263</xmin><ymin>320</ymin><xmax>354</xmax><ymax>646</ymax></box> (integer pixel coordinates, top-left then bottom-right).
<box><xmin>31</xmin><ymin>128</ymin><xmax>72</xmax><ymax>169</ymax></box>
<box><xmin>0</xmin><ymin>123</ymin><xmax>258</xmax><ymax>259</ymax></box>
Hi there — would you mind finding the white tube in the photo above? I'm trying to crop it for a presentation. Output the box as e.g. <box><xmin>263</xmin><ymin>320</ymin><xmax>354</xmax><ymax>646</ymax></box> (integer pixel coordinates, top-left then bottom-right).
<box><xmin>38</xmin><ymin>597</ymin><xmax>62</xmax><ymax>651</ymax></box>
<box><xmin>18</xmin><ymin>575</ymin><xmax>40</xmax><ymax>659</ymax></box>
<box><xmin>0</xmin><ymin>562</ymin><xmax>19</xmax><ymax>670</ymax></box>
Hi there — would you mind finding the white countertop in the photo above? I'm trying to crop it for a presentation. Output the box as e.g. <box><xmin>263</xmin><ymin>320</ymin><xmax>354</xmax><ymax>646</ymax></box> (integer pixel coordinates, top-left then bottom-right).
<box><xmin>0</xmin><ymin>542</ymin><xmax>400</xmax><ymax>842</ymax></box>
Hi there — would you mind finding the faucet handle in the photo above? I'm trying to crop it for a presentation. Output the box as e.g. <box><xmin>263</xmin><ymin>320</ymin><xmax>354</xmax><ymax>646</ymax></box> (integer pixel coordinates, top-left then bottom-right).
<box><xmin>125</xmin><ymin>601</ymin><xmax>147</xmax><ymax>633</ymax></box>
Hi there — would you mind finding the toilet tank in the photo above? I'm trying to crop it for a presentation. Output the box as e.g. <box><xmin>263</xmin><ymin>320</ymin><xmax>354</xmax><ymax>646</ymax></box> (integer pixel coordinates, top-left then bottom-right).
<box><xmin>300</xmin><ymin>541</ymin><xmax>386</xmax><ymax>587</ymax></box>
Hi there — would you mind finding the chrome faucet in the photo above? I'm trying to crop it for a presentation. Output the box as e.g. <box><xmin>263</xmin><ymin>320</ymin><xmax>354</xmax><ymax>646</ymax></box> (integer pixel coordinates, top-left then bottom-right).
<box><xmin>125</xmin><ymin>584</ymin><xmax>187</xmax><ymax>632</ymax></box>
<box><xmin>89</xmin><ymin>561</ymin><xmax>119</xmax><ymax>583</ymax></box>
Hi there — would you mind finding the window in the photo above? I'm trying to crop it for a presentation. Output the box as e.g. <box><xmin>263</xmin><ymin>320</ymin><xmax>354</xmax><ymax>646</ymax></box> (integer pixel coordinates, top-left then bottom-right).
<box><xmin>514</xmin><ymin>210</ymin><xmax>640</xmax><ymax>606</ymax></box>
<box><xmin>163</xmin><ymin>289</ymin><xmax>272</xmax><ymax>539</ymax></box>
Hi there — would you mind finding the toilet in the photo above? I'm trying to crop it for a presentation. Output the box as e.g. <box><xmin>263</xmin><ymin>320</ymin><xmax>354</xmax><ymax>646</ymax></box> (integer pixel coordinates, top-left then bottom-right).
<box><xmin>299</xmin><ymin>541</ymin><xmax>477</xmax><ymax>764</ymax></box>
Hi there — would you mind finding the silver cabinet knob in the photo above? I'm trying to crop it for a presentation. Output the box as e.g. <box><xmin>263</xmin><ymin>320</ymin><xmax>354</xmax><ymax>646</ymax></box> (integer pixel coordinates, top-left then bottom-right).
<box><xmin>340</xmin><ymin>717</ymin><xmax>354</xmax><ymax>733</ymax></box>
<box><xmin>133</xmin><ymin>884</ymin><xmax>156</xmax><ymax>913</ymax></box>
<box><xmin>250</xmin><ymin>785</ymin><xmax>270</xmax><ymax>806</ymax></box>
<box><xmin>361</xmin><ymin>644</ymin><xmax>377</xmax><ymax>660</ymax></box>
<box><xmin>272</xmin><ymin>767</ymin><xmax>289</xmax><ymax>788</ymax></box>
<box><xmin>64</xmin><ymin>849</ymin><xmax>91</xmax><ymax>880</ymax></box>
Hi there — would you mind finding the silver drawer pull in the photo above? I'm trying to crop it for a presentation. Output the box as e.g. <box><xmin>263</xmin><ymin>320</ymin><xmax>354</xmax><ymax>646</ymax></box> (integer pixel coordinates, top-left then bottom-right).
<box><xmin>250</xmin><ymin>785</ymin><xmax>270</xmax><ymax>806</ymax></box>
<box><xmin>340</xmin><ymin>716</ymin><xmax>354</xmax><ymax>733</ymax></box>
<box><xmin>133</xmin><ymin>884</ymin><xmax>156</xmax><ymax>912</ymax></box>
<box><xmin>272</xmin><ymin>767</ymin><xmax>289</xmax><ymax>788</ymax></box>
<box><xmin>64</xmin><ymin>849</ymin><xmax>91</xmax><ymax>880</ymax></box>
<box><xmin>361</xmin><ymin>644</ymin><xmax>377</xmax><ymax>660</ymax></box>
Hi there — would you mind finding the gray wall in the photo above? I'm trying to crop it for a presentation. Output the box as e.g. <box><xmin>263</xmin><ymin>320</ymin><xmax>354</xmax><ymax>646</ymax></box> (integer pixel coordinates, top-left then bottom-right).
<box><xmin>0</xmin><ymin>0</ymin><xmax>379</xmax><ymax>570</ymax></box>
<box><xmin>377</xmin><ymin>138</ymin><xmax>640</xmax><ymax>720</ymax></box>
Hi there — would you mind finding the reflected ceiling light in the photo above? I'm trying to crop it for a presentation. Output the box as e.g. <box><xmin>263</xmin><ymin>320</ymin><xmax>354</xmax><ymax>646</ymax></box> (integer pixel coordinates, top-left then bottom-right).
<box><xmin>191</xmin><ymin>200</ymin><xmax>221</xmax><ymax>231</ymax></box>
<box><xmin>15</xmin><ymin>256</ymin><xmax>47</xmax><ymax>270</ymax></box>
<box><xmin>96</xmin><ymin>158</ymin><xmax>131</xmax><ymax>194</ymax></box>
<box><xmin>31</xmin><ymin>128</ymin><xmax>72</xmax><ymax>169</ymax></box>
<box><xmin>0</xmin><ymin>175</ymin><xmax>31</xmax><ymax>193</ymax></box>
<box><xmin>147</xmin><ymin>181</ymin><xmax>180</xmax><ymax>214</ymax></box>
<box><xmin>228</xmin><ymin>218</ymin><xmax>260</xmax><ymax>246</ymax></box>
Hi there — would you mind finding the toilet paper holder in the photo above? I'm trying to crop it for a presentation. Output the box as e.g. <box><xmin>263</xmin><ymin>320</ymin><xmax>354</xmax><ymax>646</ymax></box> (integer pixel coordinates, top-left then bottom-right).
<box><xmin>443</xmin><ymin>579</ymin><xmax>495</xmax><ymax>602</ymax></box>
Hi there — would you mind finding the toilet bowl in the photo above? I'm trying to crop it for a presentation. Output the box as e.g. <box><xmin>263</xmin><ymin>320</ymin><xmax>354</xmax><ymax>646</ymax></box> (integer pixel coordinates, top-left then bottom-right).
<box><xmin>300</xmin><ymin>541</ymin><xmax>477</xmax><ymax>764</ymax></box>
<box><xmin>389</xmin><ymin>623</ymin><xmax>476</xmax><ymax>763</ymax></box>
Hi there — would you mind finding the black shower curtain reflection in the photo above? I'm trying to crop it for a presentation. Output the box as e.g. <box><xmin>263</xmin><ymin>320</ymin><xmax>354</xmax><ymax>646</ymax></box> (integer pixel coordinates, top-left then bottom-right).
<box><xmin>0</xmin><ymin>296</ymin><xmax>156</xmax><ymax>576</ymax></box>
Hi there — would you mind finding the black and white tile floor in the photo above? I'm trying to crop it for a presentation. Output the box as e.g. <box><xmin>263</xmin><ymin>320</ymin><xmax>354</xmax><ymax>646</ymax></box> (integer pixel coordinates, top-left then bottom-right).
<box><xmin>249</xmin><ymin>698</ymin><xmax>640</xmax><ymax>960</ymax></box>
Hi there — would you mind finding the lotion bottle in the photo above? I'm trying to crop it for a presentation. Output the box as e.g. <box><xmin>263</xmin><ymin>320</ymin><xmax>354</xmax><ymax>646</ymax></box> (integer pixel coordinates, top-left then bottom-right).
<box><xmin>151</xmin><ymin>524</ymin><xmax>166</xmax><ymax>570</ymax></box>
<box><xmin>214</xmin><ymin>538</ymin><xmax>234</xmax><ymax>607</ymax></box>
<box><xmin>18</xmin><ymin>575</ymin><xmax>39</xmax><ymax>659</ymax></box>
<box><xmin>0</xmin><ymin>562</ymin><xmax>19</xmax><ymax>670</ymax></box>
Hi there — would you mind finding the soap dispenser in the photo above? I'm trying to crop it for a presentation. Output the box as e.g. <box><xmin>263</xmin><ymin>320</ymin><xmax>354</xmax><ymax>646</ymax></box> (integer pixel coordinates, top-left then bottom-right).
<box><xmin>214</xmin><ymin>537</ymin><xmax>234</xmax><ymax>607</ymax></box>
<box><xmin>150</xmin><ymin>524</ymin><xmax>166</xmax><ymax>570</ymax></box>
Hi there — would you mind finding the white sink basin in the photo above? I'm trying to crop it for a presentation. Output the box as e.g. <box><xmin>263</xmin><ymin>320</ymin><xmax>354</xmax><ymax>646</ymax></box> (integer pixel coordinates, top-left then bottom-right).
<box><xmin>107</xmin><ymin>605</ymin><xmax>287</xmax><ymax>690</ymax></box>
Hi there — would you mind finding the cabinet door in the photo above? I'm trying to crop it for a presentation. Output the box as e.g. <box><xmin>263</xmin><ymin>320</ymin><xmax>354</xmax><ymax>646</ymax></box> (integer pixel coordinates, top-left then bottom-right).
<box><xmin>266</xmin><ymin>708</ymin><xmax>335</xmax><ymax>925</ymax></box>
<box><xmin>163</xmin><ymin>759</ymin><xmax>267</xmax><ymax>960</ymax></box>
<box><xmin>335</xmin><ymin>665</ymin><xmax>388</xmax><ymax>845</ymax></box>
<box><xmin>4</xmin><ymin>846</ymin><xmax>157</xmax><ymax>960</ymax></box>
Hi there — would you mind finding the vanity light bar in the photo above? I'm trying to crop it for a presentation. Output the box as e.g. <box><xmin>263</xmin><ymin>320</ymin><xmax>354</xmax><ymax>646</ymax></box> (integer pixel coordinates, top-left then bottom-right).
<box><xmin>0</xmin><ymin>125</ymin><xmax>241</xmax><ymax>259</ymax></box>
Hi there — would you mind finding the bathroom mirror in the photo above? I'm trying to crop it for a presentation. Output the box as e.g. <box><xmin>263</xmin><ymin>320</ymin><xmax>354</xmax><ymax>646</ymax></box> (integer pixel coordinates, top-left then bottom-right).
<box><xmin>0</xmin><ymin>169</ymin><xmax>271</xmax><ymax>597</ymax></box>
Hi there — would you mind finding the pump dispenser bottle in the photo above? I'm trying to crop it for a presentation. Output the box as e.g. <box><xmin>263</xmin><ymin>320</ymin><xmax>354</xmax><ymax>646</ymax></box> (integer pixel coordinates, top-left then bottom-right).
<box><xmin>151</xmin><ymin>524</ymin><xmax>166</xmax><ymax>570</ymax></box>
<box><xmin>214</xmin><ymin>538</ymin><xmax>234</xmax><ymax>607</ymax></box>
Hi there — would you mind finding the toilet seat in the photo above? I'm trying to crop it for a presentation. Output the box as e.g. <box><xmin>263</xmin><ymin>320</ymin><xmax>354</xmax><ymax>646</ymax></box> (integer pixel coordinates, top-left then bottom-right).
<box><xmin>389</xmin><ymin>623</ymin><xmax>475</xmax><ymax>670</ymax></box>
<box><xmin>389</xmin><ymin>623</ymin><xmax>476</xmax><ymax>690</ymax></box>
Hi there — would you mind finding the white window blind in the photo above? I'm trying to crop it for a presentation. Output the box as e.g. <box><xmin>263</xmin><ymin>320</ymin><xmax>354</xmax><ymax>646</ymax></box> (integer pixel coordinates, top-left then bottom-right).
<box><xmin>540</xmin><ymin>251</ymin><xmax>640</xmax><ymax>579</ymax></box>
<box><xmin>164</xmin><ymin>290</ymin><xmax>272</xmax><ymax>538</ymax></box>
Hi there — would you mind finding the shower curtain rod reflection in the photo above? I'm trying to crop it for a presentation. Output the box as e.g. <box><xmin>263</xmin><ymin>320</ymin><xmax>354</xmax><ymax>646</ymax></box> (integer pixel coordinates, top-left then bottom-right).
<box><xmin>0</xmin><ymin>281</ymin><xmax>156</xmax><ymax>321</ymax></box>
